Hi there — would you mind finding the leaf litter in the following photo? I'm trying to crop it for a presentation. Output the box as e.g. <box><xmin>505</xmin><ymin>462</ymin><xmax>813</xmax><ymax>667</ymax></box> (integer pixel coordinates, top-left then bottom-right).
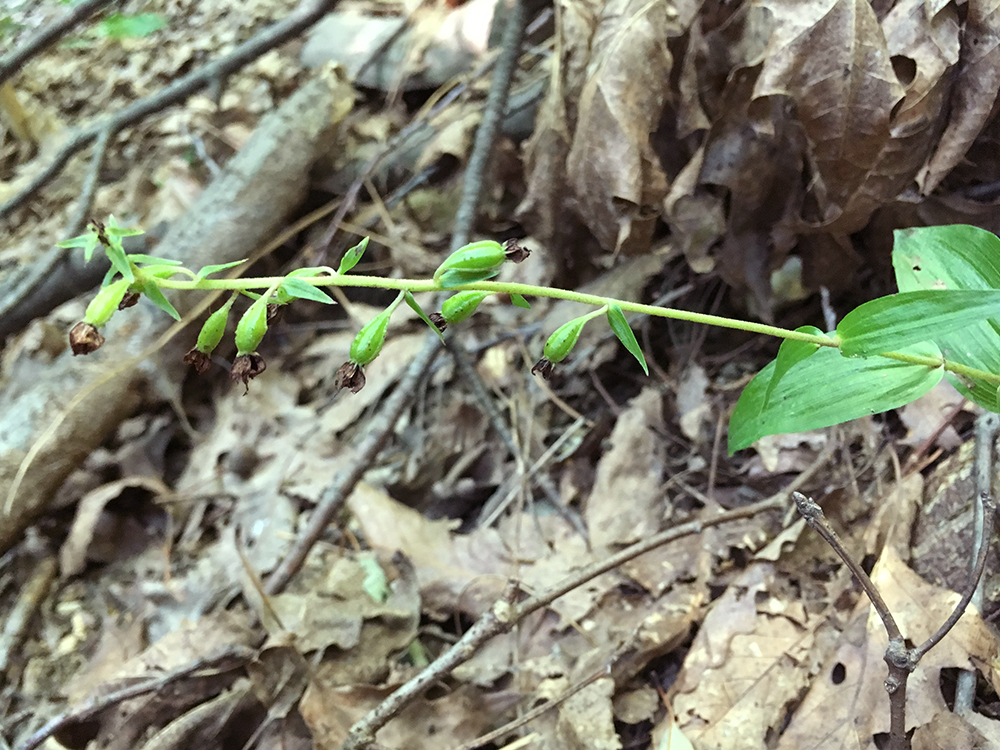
<box><xmin>4</xmin><ymin>0</ymin><xmax>1000</xmax><ymax>748</ymax></box>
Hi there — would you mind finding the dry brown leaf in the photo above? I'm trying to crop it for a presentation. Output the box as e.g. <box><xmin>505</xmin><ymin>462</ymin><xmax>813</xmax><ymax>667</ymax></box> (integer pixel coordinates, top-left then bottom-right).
<box><xmin>565</xmin><ymin>0</ymin><xmax>675</xmax><ymax>254</ymax></box>
<box><xmin>919</xmin><ymin>0</ymin><xmax>1000</xmax><ymax>194</ymax></box>
<box><xmin>557</xmin><ymin>677</ymin><xmax>621</xmax><ymax>750</ymax></box>
<box><xmin>672</xmin><ymin>563</ymin><xmax>816</xmax><ymax>749</ymax></box>
<box><xmin>585</xmin><ymin>388</ymin><xmax>666</xmax><ymax>547</ymax></box>
<box><xmin>753</xmin><ymin>0</ymin><xmax>904</xmax><ymax>222</ymax></box>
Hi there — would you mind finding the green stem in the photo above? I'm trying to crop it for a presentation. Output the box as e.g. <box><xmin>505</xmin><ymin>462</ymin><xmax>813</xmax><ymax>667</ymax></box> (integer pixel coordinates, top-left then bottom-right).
<box><xmin>153</xmin><ymin>273</ymin><xmax>1000</xmax><ymax>387</ymax></box>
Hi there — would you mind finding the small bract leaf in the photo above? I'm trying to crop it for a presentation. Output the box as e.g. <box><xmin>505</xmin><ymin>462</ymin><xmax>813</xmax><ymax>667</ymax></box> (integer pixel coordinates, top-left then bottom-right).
<box><xmin>141</xmin><ymin>281</ymin><xmax>180</xmax><ymax>321</ymax></box>
<box><xmin>195</xmin><ymin>259</ymin><xmax>247</xmax><ymax>281</ymax></box>
<box><xmin>438</xmin><ymin>267</ymin><xmax>500</xmax><ymax>289</ymax></box>
<box><xmin>127</xmin><ymin>254</ymin><xmax>182</xmax><ymax>266</ymax></box>
<box><xmin>510</xmin><ymin>293</ymin><xmax>531</xmax><ymax>309</ymax></box>
<box><xmin>837</xmin><ymin>290</ymin><xmax>1000</xmax><ymax>357</ymax></box>
<box><xmin>280</xmin><ymin>277</ymin><xmax>335</xmax><ymax>304</ymax></box>
<box><xmin>337</xmin><ymin>237</ymin><xmax>369</xmax><ymax>275</ymax></box>
<box><xmin>729</xmin><ymin>341</ymin><xmax>943</xmax><ymax>454</ymax></box>
<box><xmin>764</xmin><ymin>326</ymin><xmax>825</xmax><ymax>406</ymax></box>
<box><xmin>606</xmin><ymin>304</ymin><xmax>648</xmax><ymax>375</ymax></box>
<box><xmin>105</xmin><ymin>241</ymin><xmax>134</xmax><ymax>283</ymax></box>
<box><xmin>404</xmin><ymin>292</ymin><xmax>445</xmax><ymax>341</ymax></box>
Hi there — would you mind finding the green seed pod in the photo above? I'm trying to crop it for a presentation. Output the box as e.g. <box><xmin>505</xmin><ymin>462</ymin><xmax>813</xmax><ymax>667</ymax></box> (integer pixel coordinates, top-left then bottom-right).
<box><xmin>543</xmin><ymin>316</ymin><xmax>591</xmax><ymax>364</ymax></box>
<box><xmin>434</xmin><ymin>240</ymin><xmax>506</xmax><ymax>280</ymax></box>
<box><xmin>83</xmin><ymin>278</ymin><xmax>131</xmax><ymax>327</ymax></box>
<box><xmin>195</xmin><ymin>298</ymin><xmax>235</xmax><ymax>354</ymax></box>
<box><xmin>350</xmin><ymin>310</ymin><xmax>392</xmax><ymax>366</ymax></box>
<box><xmin>235</xmin><ymin>299</ymin><xmax>268</xmax><ymax>355</ymax></box>
<box><xmin>441</xmin><ymin>292</ymin><xmax>489</xmax><ymax>325</ymax></box>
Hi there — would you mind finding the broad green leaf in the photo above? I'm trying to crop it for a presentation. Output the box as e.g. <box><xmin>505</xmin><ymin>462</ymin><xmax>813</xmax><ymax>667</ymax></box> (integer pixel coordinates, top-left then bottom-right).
<box><xmin>280</xmin><ymin>277</ymin><xmax>334</xmax><ymax>304</ymax></box>
<box><xmin>438</xmin><ymin>267</ymin><xmax>500</xmax><ymax>289</ymax></box>
<box><xmin>127</xmin><ymin>254</ymin><xmax>182</xmax><ymax>266</ymax></box>
<box><xmin>337</xmin><ymin>237</ymin><xmax>369</xmax><ymax>275</ymax></box>
<box><xmin>141</xmin><ymin>281</ymin><xmax>180</xmax><ymax>320</ymax></box>
<box><xmin>606</xmin><ymin>304</ymin><xmax>648</xmax><ymax>375</ymax></box>
<box><xmin>892</xmin><ymin>225</ymin><xmax>1000</xmax><ymax>412</ymax></box>
<box><xmin>510</xmin><ymin>293</ymin><xmax>531</xmax><ymax>309</ymax></box>
<box><xmin>763</xmin><ymin>326</ymin><xmax>825</xmax><ymax>407</ymax></box>
<box><xmin>837</xmin><ymin>290</ymin><xmax>1000</xmax><ymax>357</ymax></box>
<box><xmin>728</xmin><ymin>341</ymin><xmax>943</xmax><ymax>454</ymax></box>
<box><xmin>404</xmin><ymin>291</ymin><xmax>445</xmax><ymax>341</ymax></box>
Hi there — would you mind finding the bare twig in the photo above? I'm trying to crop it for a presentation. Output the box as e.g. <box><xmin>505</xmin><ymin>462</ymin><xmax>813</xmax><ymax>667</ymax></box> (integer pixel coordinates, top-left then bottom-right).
<box><xmin>344</xmin><ymin>491</ymin><xmax>790</xmax><ymax>749</ymax></box>
<box><xmin>955</xmin><ymin>413</ymin><xmax>1000</xmax><ymax>714</ymax></box>
<box><xmin>0</xmin><ymin>0</ymin><xmax>337</xmax><ymax>223</ymax></box>
<box><xmin>0</xmin><ymin>0</ymin><xmax>115</xmax><ymax>86</ymax></box>
<box><xmin>793</xmin><ymin>489</ymin><xmax>997</xmax><ymax>750</ymax></box>
<box><xmin>14</xmin><ymin>645</ymin><xmax>255</xmax><ymax>750</ymax></box>
<box><xmin>263</xmin><ymin>335</ymin><xmax>441</xmax><ymax>595</ymax></box>
<box><xmin>452</xmin><ymin>663</ymin><xmax>610</xmax><ymax>750</ymax></box>
<box><xmin>0</xmin><ymin>557</ymin><xmax>56</xmax><ymax>674</ymax></box>
<box><xmin>450</xmin><ymin>0</ymin><xmax>526</xmax><ymax>249</ymax></box>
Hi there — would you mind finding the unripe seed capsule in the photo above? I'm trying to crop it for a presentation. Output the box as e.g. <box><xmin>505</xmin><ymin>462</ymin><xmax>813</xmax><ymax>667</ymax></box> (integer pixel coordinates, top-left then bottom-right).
<box><xmin>350</xmin><ymin>310</ymin><xmax>391</xmax><ymax>366</ymax></box>
<box><xmin>235</xmin><ymin>299</ymin><xmax>268</xmax><ymax>355</ymax></box>
<box><xmin>196</xmin><ymin>298</ymin><xmax>235</xmax><ymax>354</ymax></box>
<box><xmin>84</xmin><ymin>278</ymin><xmax>131</xmax><ymax>327</ymax></box>
<box><xmin>441</xmin><ymin>292</ymin><xmax>489</xmax><ymax>325</ymax></box>
<box><xmin>434</xmin><ymin>241</ymin><xmax>506</xmax><ymax>280</ymax></box>
<box><xmin>543</xmin><ymin>316</ymin><xmax>590</xmax><ymax>364</ymax></box>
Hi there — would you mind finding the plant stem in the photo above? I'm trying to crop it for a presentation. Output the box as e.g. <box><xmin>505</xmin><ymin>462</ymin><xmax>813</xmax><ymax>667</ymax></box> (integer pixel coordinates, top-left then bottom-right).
<box><xmin>155</xmin><ymin>272</ymin><xmax>1000</xmax><ymax>386</ymax></box>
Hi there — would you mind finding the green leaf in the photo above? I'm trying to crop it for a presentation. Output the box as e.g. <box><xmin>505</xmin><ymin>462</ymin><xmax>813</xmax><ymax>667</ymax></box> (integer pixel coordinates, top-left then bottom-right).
<box><xmin>728</xmin><ymin>341</ymin><xmax>943</xmax><ymax>454</ymax></box>
<box><xmin>99</xmin><ymin>13</ymin><xmax>166</xmax><ymax>39</ymax></box>
<box><xmin>141</xmin><ymin>281</ymin><xmax>180</xmax><ymax>320</ymax></box>
<box><xmin>837</xmin><ymin>290</ymin><xmax>1000</xmax><ymax>357</ymax></box>
<box><xmin>510</xmin><ymin>293</ymin><xmax>531</xmax><ymax>309</ymax></box>
<box><xmin>127</xmin><ymin>254</ymin><xmax>182</xmax><ymax>266</ymax></box>
<box><xmin>359</xmin><ymin>554</ymin><xmax>389</xmax><ymax>603</ymax></box>
<box><xmin>279</xmin><ymin>277</ymin><xmax>335</xmax><ymax>304</ymax></box>
<box><xmin>606</xmin><ymin>304</ymin><xmax>648</xmax><ymax>375</ymax></box>
<box><xmin>892</xmin><ymin>225</ymin><xmax>1000</xmax><ymax>412</ymax></box>
<box><xmin>57</xmin><ymin>232</ymin><xmax>100</xmax><ymax>261</ymax></box>
<box><xmin>763</xmin><ymin>327</ymin><xmax>824</xmax><ymax>407</ymax></box>
<box><xmin>438</xmin><ymin>267</ymin><xmax>500</xmax><ymax>290</ymax></box>
<box><xmin>337</xmin><ymin>237</ymin><xmax>369</xmax><ymax>275</ymax></box>
<box><xmin>404</xmin><ymin>291</ymin><xmax>445</xmax><ymax>341</ymax></box>
<box><xmin>195</xmin><ymin>259</ymin><xmax>246</xmax><ymax>281</ymax></box>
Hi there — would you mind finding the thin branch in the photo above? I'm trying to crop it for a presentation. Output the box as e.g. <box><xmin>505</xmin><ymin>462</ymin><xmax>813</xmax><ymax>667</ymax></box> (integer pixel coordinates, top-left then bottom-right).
<box><xmin>911</xmin><ymin>492</ymin><xmax>996</xmax><ymax>663</ymax></box>
<box><xmin>0</xmin><ymin>0</ymin><xmax>338</xmax><ymax>223</ymax></box>
<box><xmin>0</xmin><ymin>0</ymin><xmax>114</xmax><ymax>86</ymax></box>
<box><xmin>792</xmin><ymin>491</ymin><xmax>902</xmax><ymax>641</ymax></box>
<box><xmin>263</xmin><ymin>335</ymin><xmax>442</xmax><ymax>595</ymax></box>
<box><xmin>66</xmin><ymin>125</ymin><xmax>112</xmax><ymax>236</ymax></box>
<box><xmin>14</xmin><ymin>645</ymin><xmax>255</xmax><ymax>750</ymax></box>
<box><xmin>450</xmin><ymin>0</ymin><xmax>526</xmax><ymax>250</ymax></box>
<box><xmin>344</xmin><ymin>490</ymin><xmax>792</xmax><ymax>749</ymax></box>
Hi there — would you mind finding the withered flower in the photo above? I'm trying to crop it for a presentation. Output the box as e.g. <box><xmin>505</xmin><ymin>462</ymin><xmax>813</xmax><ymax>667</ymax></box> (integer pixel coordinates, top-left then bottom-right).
<box><xmin>334</xmin><ymin>362</ymin><xmax>366</xmax><ymax>393</ymax></box>
<box><xmin>428</xmin><ymin>312</ymin><xmax>447</xmax><ymax>332</ymax></box>
<box><xmin>69</xmin><ymin>322</ymin><xmax>105</xmax><ymax>355</ymax></box>
<box><xmin>504</xmin><ymin>239</ymin><xmax>531</xmax><ymax>264</ymax></box>
<box><xmin>230</xmin><ymin>352</ymin><xmax>266</xmax><ymax>394</ymax></box>
<box><xmin>530</xmin><ymin>358</ymin><xmax>554</xmax><ymax>379</ymax></box>
<box><xmin>118</xmin><ymin>292</ymin><xmax>141</xmax><ymax>310</ymax></box>
<box><xmin>183</xmin><ymin>348</ymin><xmax>213</xmax><ymax>374</ymax></box>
